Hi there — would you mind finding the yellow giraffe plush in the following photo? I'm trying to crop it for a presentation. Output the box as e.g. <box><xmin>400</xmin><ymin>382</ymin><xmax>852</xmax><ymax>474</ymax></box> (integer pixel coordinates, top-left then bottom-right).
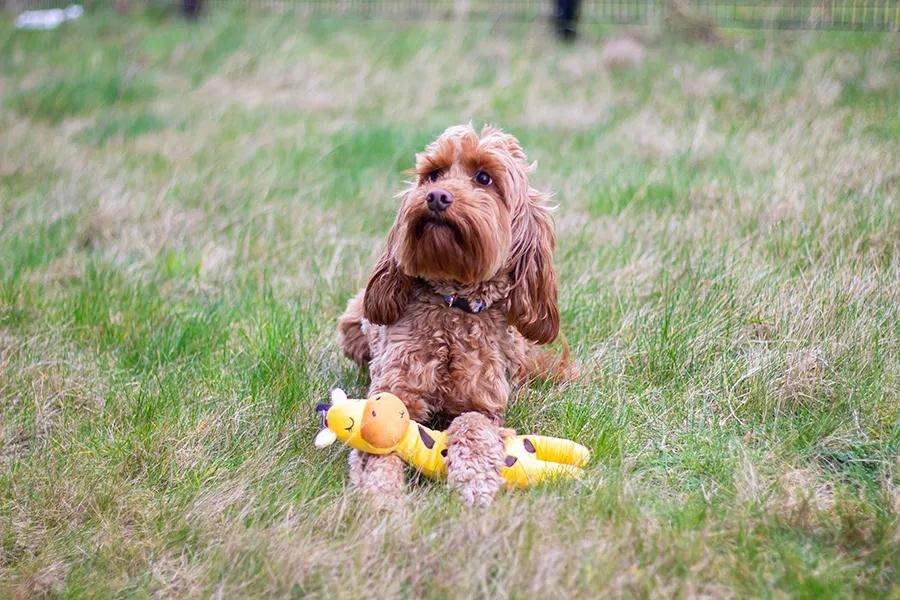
<box><xmin>314</xmin><ymin>389</ymin><xmax>590</xmax><ymax>489</ymax></box>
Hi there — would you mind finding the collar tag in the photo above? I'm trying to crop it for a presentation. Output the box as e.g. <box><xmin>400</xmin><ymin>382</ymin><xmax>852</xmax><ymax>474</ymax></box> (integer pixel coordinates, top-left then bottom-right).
<box><xmin>443</xmin><ymin>294</ymin><xmax>485</xmax><ymax>314</ymax></box>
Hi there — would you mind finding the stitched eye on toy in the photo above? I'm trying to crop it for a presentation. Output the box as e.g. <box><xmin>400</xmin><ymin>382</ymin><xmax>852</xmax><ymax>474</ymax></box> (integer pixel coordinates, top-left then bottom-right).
<box><xmin>371</xmin><ymin>410</ymin><xmax>376</xmax><ymax>417</ymax></box>
<box><xmin>427</xmin><ymin>169</ymin><xmax>443</xmax><ymax>182</ymax></box>
<box><xmin>474</xmin><ymin>170</ymin><xmax>492</xmax><ymax>186</ymax></box>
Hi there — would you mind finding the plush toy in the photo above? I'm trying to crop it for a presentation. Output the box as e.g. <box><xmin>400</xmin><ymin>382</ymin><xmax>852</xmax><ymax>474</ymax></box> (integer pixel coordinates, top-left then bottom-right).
<box><xmin>314</xmin><ymin>389</ymin><xmax>590</xmax><ymax>489</ymax></box>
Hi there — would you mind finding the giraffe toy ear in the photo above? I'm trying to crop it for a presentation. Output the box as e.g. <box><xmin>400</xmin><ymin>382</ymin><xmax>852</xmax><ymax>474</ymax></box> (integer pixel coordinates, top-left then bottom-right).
<box><xmin>314</xmin><ymin>428</ymin><xmax>337</xmax><ymax>449</ymax></box>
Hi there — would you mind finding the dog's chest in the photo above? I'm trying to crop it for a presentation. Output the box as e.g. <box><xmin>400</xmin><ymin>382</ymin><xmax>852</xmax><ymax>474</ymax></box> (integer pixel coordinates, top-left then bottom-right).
<box><xmin>397</xmin><ymin>303</ymin><xmax>512</xmax><ymax>414</ymax></box>
<box><xmin>410</xmin><ymin>304</ymin><xmax>504</xmax><ymax>356</ymax></box>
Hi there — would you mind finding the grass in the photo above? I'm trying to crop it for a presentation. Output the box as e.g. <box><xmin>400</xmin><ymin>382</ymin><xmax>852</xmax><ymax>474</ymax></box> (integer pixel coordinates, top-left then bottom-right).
<box><xmin>0</xmin><ymin>5</ymin><xmax>897</xmax><ymax>598</ymax></box>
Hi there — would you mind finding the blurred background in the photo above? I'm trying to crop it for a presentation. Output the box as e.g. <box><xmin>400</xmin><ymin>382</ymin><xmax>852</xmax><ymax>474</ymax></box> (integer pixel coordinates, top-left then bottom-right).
<box><xmin>7</xmin><ymin>0</ymin><xmax>900</xmax><ymax>31</ymax></box>
<box><xmin>1</xmin><ymin>1</ymin><xmax>897</xmax><ymax>597</ymax></box>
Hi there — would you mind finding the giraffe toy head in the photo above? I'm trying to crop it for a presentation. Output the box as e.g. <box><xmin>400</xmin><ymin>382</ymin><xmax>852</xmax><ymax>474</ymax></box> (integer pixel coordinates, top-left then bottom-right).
<box><xmin>314</xmin><ymin>389</ymin><xmax>410</xmax><ymax>455</ymax></box>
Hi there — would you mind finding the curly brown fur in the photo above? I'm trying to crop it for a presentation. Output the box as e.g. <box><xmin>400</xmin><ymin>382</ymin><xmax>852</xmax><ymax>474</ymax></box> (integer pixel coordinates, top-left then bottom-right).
<box><xmin>338</xmin><ymin>124</ymin><xmax>568</xmax><ymax>505</ymax></box>
<box><xmin>347</xmin><ymin>451</ymin><xmax>405</xmax><ymax>506</ymax></box>
<box><xmin>336</xmin><ymin>292</ymin><xmax>371</xmax><ymax>366</ymax></box>
<box><xmin>445</xmin><ymin>412</ymin><xmax>506</xmax><ymax>507</ymax></box>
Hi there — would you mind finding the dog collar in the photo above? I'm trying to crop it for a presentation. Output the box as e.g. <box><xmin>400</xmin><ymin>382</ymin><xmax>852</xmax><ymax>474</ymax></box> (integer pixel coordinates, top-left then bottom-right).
<box><xmin>443</xmin><ymin>294</ymin><xmax>486</xmax><ymax>314</ymax></box>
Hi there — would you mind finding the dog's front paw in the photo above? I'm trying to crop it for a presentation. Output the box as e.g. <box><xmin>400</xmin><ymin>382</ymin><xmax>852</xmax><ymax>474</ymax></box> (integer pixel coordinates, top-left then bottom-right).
<box><xmin>445</xmin><ymin>412</ymin><xmax>505</xmax><ymax>507</ymax></box>
<box><xmin>348</xmin><ymin>450</ymin><xmax>406</xmax><ymax>507</ymax></box>
<box><xmin>452</xmin><ymin>475</ymin><xmax>501</xmax><ymax>507</ymax></box>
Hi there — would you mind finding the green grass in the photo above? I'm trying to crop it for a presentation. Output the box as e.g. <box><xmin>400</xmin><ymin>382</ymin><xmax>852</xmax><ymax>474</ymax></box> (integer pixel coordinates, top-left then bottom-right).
<box><xmin>0</xmin><ymin>6</ymin><xmax>897</xmax><ymax>598</ymax></box>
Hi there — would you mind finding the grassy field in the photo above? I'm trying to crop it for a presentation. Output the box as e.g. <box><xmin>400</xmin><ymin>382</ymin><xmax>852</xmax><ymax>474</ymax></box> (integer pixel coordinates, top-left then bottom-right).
<box><xmin>1</xmin><ymin>6</ymin><xmax>897</xmax><ymax>597</ymax></box>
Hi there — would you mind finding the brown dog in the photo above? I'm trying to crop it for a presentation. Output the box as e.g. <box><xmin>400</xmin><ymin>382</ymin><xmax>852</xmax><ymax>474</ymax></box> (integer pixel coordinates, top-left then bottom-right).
<box><xmin>338</xmin><ymin>124</ymin><xmax>566</xmax><ymax>506</ymax></box>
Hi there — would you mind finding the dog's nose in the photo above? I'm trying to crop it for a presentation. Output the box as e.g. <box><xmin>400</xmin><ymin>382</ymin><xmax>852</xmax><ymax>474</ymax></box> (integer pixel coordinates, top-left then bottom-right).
<box><xmin>426</xmin><ymin>189</ymin><xmax>453</xmax><ymax>213</ymax></box>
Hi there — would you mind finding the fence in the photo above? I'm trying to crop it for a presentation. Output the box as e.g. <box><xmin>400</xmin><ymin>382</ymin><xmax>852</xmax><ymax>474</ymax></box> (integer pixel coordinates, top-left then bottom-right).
<box><xmin>586</xmin><ymin>1</ymin><xmax>898</xmax><ymax>29</ymax></box>
<box><xmin>7</xmin><ymin>1</ymin><xmax>900</xmax><ymax>30</ymax></box>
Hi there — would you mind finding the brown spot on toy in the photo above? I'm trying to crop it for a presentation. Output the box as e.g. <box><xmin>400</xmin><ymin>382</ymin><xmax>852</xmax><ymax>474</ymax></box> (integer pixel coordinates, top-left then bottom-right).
<box><xmin>418</xmin><ymin>425</ymin><xmax>435</xmax><ymax>449</ymax></box>
<box><xmin>440</xmin><ymin>448</ymin><xmax>447</xmax><ymax>458</ymax></box>
<box><xmin>504</xmin><ymin>455</ymin><xmax>517</xmax><ymax>467</ymax></box>
<box><xmin>523</xmin><ymin>438</ymin><xmax>536</xmax><ymax>453</ymax></box>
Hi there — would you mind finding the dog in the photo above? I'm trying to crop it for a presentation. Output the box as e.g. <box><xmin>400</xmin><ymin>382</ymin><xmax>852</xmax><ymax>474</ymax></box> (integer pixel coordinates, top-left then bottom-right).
<box><xmin>337</xmin><ymin>124</ymin><xmax>568</xmax><ymax>506</ymax></box>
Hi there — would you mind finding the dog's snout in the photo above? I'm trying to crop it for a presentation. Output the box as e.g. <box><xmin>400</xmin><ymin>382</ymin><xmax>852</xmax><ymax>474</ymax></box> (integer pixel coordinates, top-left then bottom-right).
<box><xmin>426</xmin><ymin>189</ymin><xmax>453</xmax><ymax>213</ymax></box>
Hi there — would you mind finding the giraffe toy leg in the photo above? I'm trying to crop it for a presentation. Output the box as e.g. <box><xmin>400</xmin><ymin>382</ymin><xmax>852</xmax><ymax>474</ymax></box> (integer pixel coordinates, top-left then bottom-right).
<box><xmin>518</xmin><ymin>435</ymin><xmax>590</xmax><ymax>467</ymax></box>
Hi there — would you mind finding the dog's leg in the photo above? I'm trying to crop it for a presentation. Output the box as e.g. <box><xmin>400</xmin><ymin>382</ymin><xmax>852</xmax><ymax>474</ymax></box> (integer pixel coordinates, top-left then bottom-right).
<box><xmin>337</xmin><ymin>291</ymin><xmax>371</xmax><ymax>367</ymax></box>
<box><xmin>445</xmin><ymin>412</ymin><xmax>506</xmax><ymax>507</ymax></box>
<box><xmin>505</xmin><ymin>331</ymin><xmax>578</xmax><ymax>385</ymax></box>
<box><xmin>347</xmin><ymin>380</ymin><xmax>432</xmax><ymax>504</ymax></box>
<box><xmin>348</xmin><ymin>450</ymin><xmax>405</xmax><ymax>506</ymax></box>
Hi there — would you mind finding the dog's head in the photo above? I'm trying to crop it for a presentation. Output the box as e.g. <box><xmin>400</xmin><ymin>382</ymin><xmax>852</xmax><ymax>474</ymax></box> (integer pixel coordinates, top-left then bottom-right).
<box><xmin>363</xmin><ymin>124</ymin><xmax>559</xmax><ymax>344</ymax></box>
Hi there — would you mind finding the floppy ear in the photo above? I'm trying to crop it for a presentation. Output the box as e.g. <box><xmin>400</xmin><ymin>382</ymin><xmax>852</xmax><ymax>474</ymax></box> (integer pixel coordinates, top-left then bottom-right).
<box><xmin>363</xmin><ymin>226</ymin><xmax>412</xmax><ymax>326</ymax></box>
<box><xmin>507</xmin><ymin>198</ymin><xmax>559</xmax><ymax>344</ymax></box>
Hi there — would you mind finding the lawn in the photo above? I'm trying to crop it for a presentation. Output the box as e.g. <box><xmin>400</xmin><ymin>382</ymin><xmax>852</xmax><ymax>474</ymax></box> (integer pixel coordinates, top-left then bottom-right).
<box><xmin>0</xmin><ymin>5</ymin><xmax>897</xmax><ymax>597</ymax></box>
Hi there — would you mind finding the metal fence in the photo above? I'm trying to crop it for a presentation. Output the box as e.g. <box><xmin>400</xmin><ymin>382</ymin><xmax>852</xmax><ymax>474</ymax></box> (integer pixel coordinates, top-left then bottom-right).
<box><xmin>646</xmin><ymin>0</ymin><xmax>899</xmax><ymax>30</ymax></box>
<box><xmin>7</xmin><ymin>1</ymin><xmax>900</xmax><ymax>30</ymax></box>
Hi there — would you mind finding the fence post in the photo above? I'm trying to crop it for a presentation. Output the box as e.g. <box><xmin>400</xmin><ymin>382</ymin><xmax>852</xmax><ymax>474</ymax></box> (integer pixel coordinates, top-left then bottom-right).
<box><xmin>182</xmin><ymin>0</ymin><xmax>202</xmax><ymax>18</ymax></box>
<box><xmin>555</xmin><ymin>0</ymin><xmax>582</xmax><ymax>40</ymax></box>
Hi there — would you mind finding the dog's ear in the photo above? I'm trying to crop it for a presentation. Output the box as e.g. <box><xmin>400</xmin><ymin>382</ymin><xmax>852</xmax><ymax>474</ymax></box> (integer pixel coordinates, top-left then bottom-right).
<box><xmin>363</xmin><ymin>227</ymin><xmax>412</xmax><ymax>326</ymax></box>
<box><xmin>507</xmin><ymin>197</ymin><xmax>559</xmax><ymax>344</ymax></box>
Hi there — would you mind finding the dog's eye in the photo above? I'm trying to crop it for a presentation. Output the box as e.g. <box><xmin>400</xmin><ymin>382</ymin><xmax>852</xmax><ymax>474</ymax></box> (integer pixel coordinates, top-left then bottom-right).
<box><xmin>474</xmin><ymin>170</ymin><xmax>492</xmax><ymax>186</ymax></box>
<box><xmin>427</xmin><ymin>170</ymin><xmax>443</xmax><ymax>182</ymax></box>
